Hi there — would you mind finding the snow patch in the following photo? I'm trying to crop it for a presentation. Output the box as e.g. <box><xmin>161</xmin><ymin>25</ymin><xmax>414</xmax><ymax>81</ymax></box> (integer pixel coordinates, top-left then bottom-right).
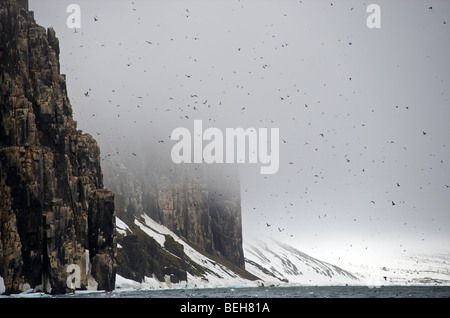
<box><xmin>116</xmin><ymin>216</ymin><xmax>131</xmax><ymax>235</ymax></box>
<box><xmin>88</xmin><ymin>276</ymin><xmax>98</xmax><ymax>291</ymax></box>
<box><xmin>0</xmin><ymin>276</ymin><xmax>5</xmax><ymax>294</ymax></box>
<box><xmin>116</xmin><ymin>214</ymin><xmax>260</xmax><ymax>290</ymax></box>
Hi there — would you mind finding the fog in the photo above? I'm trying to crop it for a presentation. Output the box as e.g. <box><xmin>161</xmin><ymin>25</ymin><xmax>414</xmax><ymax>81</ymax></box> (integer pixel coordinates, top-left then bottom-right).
<box><xmin>30</xmin><ymin>0</ymin><xmax>450</xmax><ymax>266</ymax></box>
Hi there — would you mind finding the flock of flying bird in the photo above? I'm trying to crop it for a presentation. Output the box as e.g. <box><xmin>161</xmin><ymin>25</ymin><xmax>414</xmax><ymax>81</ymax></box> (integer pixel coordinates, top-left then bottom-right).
<box><xmin>62</xmin><ymin>1</ymin><xmax>449</xmax><ymax>252</ymax></box>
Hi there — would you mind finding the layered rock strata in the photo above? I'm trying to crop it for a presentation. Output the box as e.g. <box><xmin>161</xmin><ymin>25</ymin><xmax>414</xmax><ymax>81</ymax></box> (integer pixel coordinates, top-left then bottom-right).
<box><xmin>0</xmin><ymin>0</ymin><xmax>116</xmax><ymax>294</ymax></box>
<box><xmin>105</xmin><ymin>159</ymin><xmax>245</xmax><ymax>270</ymax></box>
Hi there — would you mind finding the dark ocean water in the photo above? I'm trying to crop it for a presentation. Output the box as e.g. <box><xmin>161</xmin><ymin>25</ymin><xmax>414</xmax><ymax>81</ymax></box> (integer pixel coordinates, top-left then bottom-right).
<box><xmin>52</xmin><ymin>285</ymin><xmax>450</xmax><ymax>298</ymax></box>
<box><xmin>3</xmin><ymin>286</ymin><xmax>448</xmax><ymax>316</ymax></box>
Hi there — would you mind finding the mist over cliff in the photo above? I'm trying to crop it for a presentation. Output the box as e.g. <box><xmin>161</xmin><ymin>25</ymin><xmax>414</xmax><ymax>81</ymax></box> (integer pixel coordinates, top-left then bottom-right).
<box><xmin>0</xmin><ymin>0</ymin><xmax>250</xmax><ymax>294</ymax></box>
<box><xmin>103</xmin><ymin>153</ymin><xmax>246</xmax><ymax>269</ymax></box>
<box><xmin>27</xmin><ymin>0</ymin><xmax>450</xmax><ymax>267</ymax></box>
<box><xmin>3</xmin><ymin>0</ymin><xmax>449</xmax><ymax>294</ymax></box>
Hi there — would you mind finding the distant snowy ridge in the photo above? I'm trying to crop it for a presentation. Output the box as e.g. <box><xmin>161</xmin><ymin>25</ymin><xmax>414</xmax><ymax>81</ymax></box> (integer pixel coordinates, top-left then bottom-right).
<box><xmin>346</xmin><ymin>253</ymin><xmax>450</xmax><ymax>286</ymax></box>
<box><xmin>244</xmin><ymin>237</ymin><xmax>361</xmax><ymax>286</ymax></box>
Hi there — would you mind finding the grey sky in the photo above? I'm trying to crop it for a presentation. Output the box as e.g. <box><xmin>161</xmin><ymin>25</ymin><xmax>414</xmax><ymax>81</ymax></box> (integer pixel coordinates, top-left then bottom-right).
<box><xmin>29</xmin><ymin>0</ymin><xmax>450</xmax><ymax>266</ymax></box>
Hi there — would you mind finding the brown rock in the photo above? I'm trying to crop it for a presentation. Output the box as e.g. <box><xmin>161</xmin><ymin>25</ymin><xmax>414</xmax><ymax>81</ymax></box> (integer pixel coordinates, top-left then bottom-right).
<box><xmin>105</xmin><ymin>160</ymin><xmax>245</xmax><ymax>270</ymax></box>
<box><xmin>0</xmin><ymin>0</ymin><xmax>115</xmax><ymax>294</ymax></box>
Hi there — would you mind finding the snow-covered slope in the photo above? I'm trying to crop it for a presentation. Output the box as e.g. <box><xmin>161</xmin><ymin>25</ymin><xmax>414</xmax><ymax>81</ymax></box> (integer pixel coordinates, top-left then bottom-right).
<box><xmin>115</xmin><ymin>214</ymin><xmax>260</xmax><ymax>290</ymax></box>
<box><xmin>115</xmin><ymin>214</ymin><xmax>363</xmax><ymax>290</ymax></box>
<box><xmin>344</xmin><ymin>253</ymin><xmax>450</xmax><ymax>286</ymax></box>
<box><xmin>116</xmin><ymin>215</ymin><xmax>449</xmax><ymax>290</ymax></box>
<box><xmin>244</xmin><ymin>237</ymin><xmax>361</xmax><ymax>286</ymax></box>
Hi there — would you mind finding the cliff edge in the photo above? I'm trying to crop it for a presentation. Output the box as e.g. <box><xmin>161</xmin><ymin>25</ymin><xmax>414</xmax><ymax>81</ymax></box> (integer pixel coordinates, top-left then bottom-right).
<box><xmin>0</xmin><ymin>0</ymin><xmax>116</xmax><ymax>294</ymax></box>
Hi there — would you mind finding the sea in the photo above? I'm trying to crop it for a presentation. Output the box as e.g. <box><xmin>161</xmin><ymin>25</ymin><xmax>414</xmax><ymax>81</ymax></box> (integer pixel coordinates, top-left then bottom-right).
<box><xmin>0</xmin><ymin>285</ymin><xmax>448</xmax><ymax>298</ymax></box>
<box><xmin>49</xmin><ymin>285</ymin><xmax>450</xmax><ymax>298</ymax></box>
<box><xmin>2</xmin><ymin>286</ymin><xmax>449</xmax><ymax>316</ymax></box>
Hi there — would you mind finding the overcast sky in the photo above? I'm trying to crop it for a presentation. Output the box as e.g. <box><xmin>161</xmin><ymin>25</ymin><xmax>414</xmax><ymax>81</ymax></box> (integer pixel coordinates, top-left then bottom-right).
<box><xmin>30</xmin><ymin>0</ymin><xmax>450</xmax><ymax>267</ymax></box>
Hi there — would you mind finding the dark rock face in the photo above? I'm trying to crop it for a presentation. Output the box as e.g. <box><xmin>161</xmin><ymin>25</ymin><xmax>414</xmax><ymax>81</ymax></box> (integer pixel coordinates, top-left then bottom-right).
<box><xmin>116</xmin><ymin>221</ymin><xmax>204</xmax><ymax>285</ymax></box>
<box><xmin>0</xmin><ymin>0</ymin><xmax>116</xmax><ymax>294</ymax></box>
<box><xmin>105</xmin><ymin>159</ymin><xmax>245</xmax><ymax>271</ymax></box>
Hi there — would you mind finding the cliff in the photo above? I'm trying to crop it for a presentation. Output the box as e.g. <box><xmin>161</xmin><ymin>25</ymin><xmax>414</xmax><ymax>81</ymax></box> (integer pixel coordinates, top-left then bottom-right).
<box><xmin>0</xmin><ymin>0</ymin><xmax>248</xmax><ymax>294</ymax></box>
<box><xmin>115</xmin><ymin>213</ymin><xmax>259</xmax><ymax>289</ymax></box>
<box><xmin>104</xmin><ymin>158</ymin><xmax>246</xmax><ymax>273</ymax></box>
<box><xmin>0</xmin><ymin>0</ymin><xmax>115</xmax><ymax>294</ymax></box>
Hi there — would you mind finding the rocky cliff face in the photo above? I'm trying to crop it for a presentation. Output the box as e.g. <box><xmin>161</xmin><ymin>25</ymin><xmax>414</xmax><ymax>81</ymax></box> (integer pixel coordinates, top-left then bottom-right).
<box><xmin>104</xmin><ymin>158</ymin><xmax>245</xmax><ymax>271</ymax></box>
<box><xmin>0</xmin><ymin>0</ymin><xmax>116</xmax><ymax>294</ymax></box>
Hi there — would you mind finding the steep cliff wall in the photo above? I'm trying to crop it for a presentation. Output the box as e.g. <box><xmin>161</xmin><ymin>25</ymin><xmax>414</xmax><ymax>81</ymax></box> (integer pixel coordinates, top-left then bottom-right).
<box><xmin>104</xmin><ymin>158</ymin><xmax>245</xmax><ymax>270</ymax></box>
<box><xmin>0</xmin><ymin>0</ymin><xmax>116</xmax><ymax>294</ymax></box>
<box><xmin>0</xmin><ymin>0</ymin><xmax>246</xmax><ymax>294</ymax></box>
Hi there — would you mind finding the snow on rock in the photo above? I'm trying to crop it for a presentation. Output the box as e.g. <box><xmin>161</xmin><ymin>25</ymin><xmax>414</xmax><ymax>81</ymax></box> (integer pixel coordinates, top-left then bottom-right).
<box><xmin>0</xmin><ymin>276</ymin><xmax>5</xmax><ymax>295</ymax></box>
<box><xmin>115</xmin><ymin>217</ymin><xmax>131</xmax><ymax>235</ymax></box>
<box><xmin>115</xmin><ymin>214</ymin><xmax>260</xmax><ymax>290</ymax></box>
<box><xmin>115</xmin><ymin>215</ymin><xmax>449</xmax><ymax>291</ymax></box>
